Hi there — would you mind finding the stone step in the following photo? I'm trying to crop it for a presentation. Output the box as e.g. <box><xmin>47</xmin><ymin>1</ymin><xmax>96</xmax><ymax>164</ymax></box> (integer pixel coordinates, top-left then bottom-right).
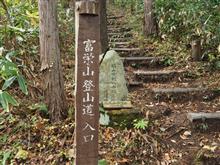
<box><xmin>187</xmin><ymin>112</ymin><xmax>220</xmax><ymax>122</ymax></box>
<box><xmin>107</xmin><ymin>25</ymin><xmax>129</xmax><ymax>30</ymax></box>
<box><xmin>112</xmin><ymin>48</ymin><xmax>142</xmax><ymax>56</ymax></box>
<box><xmin>112</xmin><ymin>48</ymin><xmax>140</xmax><ymax>52</ymax></box>
<box><xmin>110</xmin><ymin>41</ymin><xmax>130</xmax><ymax>45</ymax></box>
<box><xmin>107</xmin><ymin>15</ymin><xmax>124</xmax><ymax>19</ymax></box>
<box><xmin>152</xmin><ymin>87</ymin><xmax>220</xmax><ymax>102</ymax></box>
<box><xmin>109</xmin><ymin>37</ymin><xmax>132</xmax><ymax>42</ymax></box>
<box><xmin>108</xmin><ymin>32</ymin><xmax>132</xmax><ymax>38</ymax></box>
<box><xmin>107</xmin><ymin>21</ymin><xmax>123</xmax><ymax>26</ymax></box>
<box><xmin>109</xmin><ymin>42</ymin><xmax>131</xmax><ymax>48</ymax></box>
<box><xmin>107</xmin><ymin>19</ymin><xmax>124</xmax><ymax>25</ymax></box>
<box><xmin>121</xmin><ymin>56</ymin><xmax>162</xmax><ymax>68</ymax></box>
<box><xmin>108</xmin><ymin>27</ymin><xmax>131</xmax><ymax>33</ymax></box>
<box><xmin>134</xmin><ymin>70</ymin><xmax>187</xmax><ymax>83</ymax></box>
<box><xmin>127</xmin><ymin>81</ymin><xmax>144</xmax><ymax>91</ymax></box>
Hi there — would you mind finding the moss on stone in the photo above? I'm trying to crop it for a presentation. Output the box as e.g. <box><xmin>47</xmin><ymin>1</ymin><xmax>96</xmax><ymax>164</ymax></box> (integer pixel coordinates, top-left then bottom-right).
<box><xmin>106</xmin><ymin>108</ymin><xmax>142</xmax><ymax>128</ymax></box>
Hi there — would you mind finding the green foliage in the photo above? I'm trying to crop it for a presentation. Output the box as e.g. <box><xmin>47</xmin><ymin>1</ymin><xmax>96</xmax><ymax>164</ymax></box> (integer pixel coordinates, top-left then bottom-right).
<box><xmin>0</xmin><ymin>0</ymin><xmax>74</xmax><ymax>113</ymax></box>
<box><xmin>0</xmin><ymin>90</ymin><xmax>18</xmax><ymax>112</ymax></box>
<box><xmin>57</xmin><ymin>1</ymin><xmax>75</xmax><ymax>56</ymax></box>
<box><xmin>155</xmin><ymin>0</ymin><xmax>220</xmax><ymax>53</ymax></box>
<box><xmin>210</xmin><ymin>59</ymin><xmax>220</xmax><ymax>70</ymax></box>
<box><xmin>1</xmin><ymin>151</ymin><xmax>11</xmax><ymax>165</ymax></box>
<box><xmin>28</xmin><ymin>103</ymin><xmax>48</xmax><ymax>114</ymax></box>
<box><xmin>0</xmin><ymin>53</ymin><xmax>27</xmax><ymax>83</ymax></box>
<box><xmin>133</xmin><ymin>119</ymin><xmax>149</xmax><ymax>130</ymax></box>
<box><xmin>0</xmin><ymin>0</ymin><xmax>39</xmax><ymax>55</ymax></box>
<box><xmin>197</xmin><ymin>123</ymin><xmax>209</xmax><ymax>131</ymax></box>
<box><xmin>17</xmin><ymin>75</ymin><xmax>28</xmax><ymax>95</ymax></box>
<box><xmin>161</xmin><ymin>56</ymin><xmax>175</xmax><ymax>66</ymax></box>
<box><xmin>15</xmin><ymin>147</ymin><xmax>29</xmax><ymax>160</ymax></box>
<box><xmin>0</xmin><ymin>1</ymin><xmax>32</xmax><ymax>112</ymax></box>
<box><xmin>113</xmin><ymin>0</ymin><xmax>143</xmax><ymax>11</ymax></box>
<box><xmin>201</xmin><ymin>52</ymin><xmax>220</xmax><ymax>70</ymax></box>
<box><xmin>113</xmin><ymin>0</ymin><xmax>144</xmax><ymax>33</ymax></box>
<box><xmin>98</xmin><ymin>159</ymin><xmax>108</xmax><ymax>165</ymax></box>
<box><xmin>0</xmin><ymin>51</ymin><xmax>28</xmax><ymax>111</ymax></box>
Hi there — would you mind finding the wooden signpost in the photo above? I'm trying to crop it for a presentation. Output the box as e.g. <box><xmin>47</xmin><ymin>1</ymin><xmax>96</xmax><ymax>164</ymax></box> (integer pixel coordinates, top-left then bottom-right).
<box><xmin>74</xmin><ymin>0</ymin><xmax>101</xmax><ymax>164</ymax></box>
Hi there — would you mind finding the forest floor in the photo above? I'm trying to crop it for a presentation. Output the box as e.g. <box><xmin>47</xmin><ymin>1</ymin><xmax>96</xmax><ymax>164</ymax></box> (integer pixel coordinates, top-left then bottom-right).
<box><xmin>0</xmin><ymin>4</ymin><xmax>220</xmax><ymax>165</ymax></box>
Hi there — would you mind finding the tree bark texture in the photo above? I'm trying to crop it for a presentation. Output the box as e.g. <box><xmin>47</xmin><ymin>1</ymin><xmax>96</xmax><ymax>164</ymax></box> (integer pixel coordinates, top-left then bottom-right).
<box><xmin>144</xmin><ymin>0</ymin><xmax>157</xmax><ymax>36</ymax></box>
<box><xmin>191</xmin><ymin>39</ymin><xmax>202</xmax><ymax>61</ymax></box>
<box><xmin>38</xmin><ymin>0</ymin><xmax>67</xmax><ymax>122</ymax></box>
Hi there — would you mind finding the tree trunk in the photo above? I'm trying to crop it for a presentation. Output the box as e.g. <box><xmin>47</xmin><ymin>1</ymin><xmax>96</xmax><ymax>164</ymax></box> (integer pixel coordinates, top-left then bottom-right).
<box><xmin>143</xmin><ymin>0</ymin><xmax>157</xmax><ymax>36</ymax></box>
<box><xmin>38</xmin><ymin>0</ymin><xmax>67</xmax><ymax>122</ymax></box>
<box><xmin>99</xmin><ymin>0</ymin><xmax>108</xmax><ymax>53</ymax></box>
<box><xmin>191</xmin><ymin>39</ymin><xmax>202</xmax><ymax>61</ymax></box>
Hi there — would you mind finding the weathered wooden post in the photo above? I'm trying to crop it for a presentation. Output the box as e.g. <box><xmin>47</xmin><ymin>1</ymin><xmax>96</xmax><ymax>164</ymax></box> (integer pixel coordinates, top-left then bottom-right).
<box><xmin>74</xmin><ymin>0</ymin><xmax>101</xmax><ymax>164</ymax></box>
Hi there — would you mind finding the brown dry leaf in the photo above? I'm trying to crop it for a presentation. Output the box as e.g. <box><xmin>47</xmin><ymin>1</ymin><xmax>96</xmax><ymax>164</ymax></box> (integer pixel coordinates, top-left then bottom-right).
<box><xmin>118</xmin><ymin>158</ymin><xmax>129</xmax><ymax>163</ymax></box>
<box><xmin>203</xmin><ymin>145</ymin><xmax>218</xmax><ymax>152</ymax></box>
<box><xmin>164</xmin><ymin>153</ymin><xmax>170</xmax><ymax>161</ymax></box>
<box><xmin>35</xmin><ymin>121</ymin><xmax>45</xmax><ymax>130</ymax></box>
<box><xmin>171</xmin><ymin>139</ymin><xmax>177</xmax><ymax>143</ymax></box>
<box><xmin>180</xmin><ymin>131</ymin><xmax>191</xmax><ymax>140</ymax></box>
<box><xmin>199</xmin><ymin>138</ymin><xmax>209</xmax><ymax>146</ymax></box>
<box><xmin>67</xmin><ymin>149</ymin><xmax>75</xmax><ymax>158</ymax></box>
<box><xmin>46</xmin><ymin>155</ymin><xmax>54</xmax><ymax>162</ymax></box>
<box><xmin>183</xmin><ymin>131</ymin><xmax>191</xmax><ymax>136</ymax></box>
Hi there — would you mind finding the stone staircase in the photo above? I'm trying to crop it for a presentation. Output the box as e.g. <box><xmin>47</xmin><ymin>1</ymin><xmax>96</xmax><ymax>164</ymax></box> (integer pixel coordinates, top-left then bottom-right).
<box><xmin>106</xmin><ymin>14</ymin><xmax>220</xmax><ymax>105</ymax></box>
<box><xmin>105</xmin><ymin>9</ymin><xmax>220</xmax><ymax>164</ymax></box>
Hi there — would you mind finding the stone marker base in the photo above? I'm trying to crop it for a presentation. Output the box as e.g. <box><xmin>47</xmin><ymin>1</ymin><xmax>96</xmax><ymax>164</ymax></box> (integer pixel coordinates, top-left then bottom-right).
<box><xmin>101</xmin><ymin>101</ymin><xmax>142</xmax><ymax>128</ymax></box>
<box><xmin>103</xmin><ymin>101</ymin><xmax>133</xmax><ymax>110</ymax></box>
<box><xmin>105</xmin><ymin>107</ymin><xmax>142</xmax><ymax>128</ymax></box>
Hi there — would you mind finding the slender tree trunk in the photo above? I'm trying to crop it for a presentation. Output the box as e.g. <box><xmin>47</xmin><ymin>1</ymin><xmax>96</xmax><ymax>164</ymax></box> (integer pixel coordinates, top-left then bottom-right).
<box><xmin>143</xmin><ymin>0</ymin><xmax>157</xmax><ymax>36</ymax></box>
<box><xmin>38</xmin><ymin>0</ymin><xmax>67</xmax><ymax>122</ymax></box>
<box><xmin>191</xmin><ymin>39</ymin><xmax>202</xmax><ymax>61</ymax></box>
<box><xmin>99</xmin><ymin>0</ymin><xmax>108</xmax><ymax>53</ymax></box>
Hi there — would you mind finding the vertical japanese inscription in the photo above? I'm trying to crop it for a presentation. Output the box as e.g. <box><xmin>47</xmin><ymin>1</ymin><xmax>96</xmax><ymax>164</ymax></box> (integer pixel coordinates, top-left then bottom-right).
<box><xmin>75</xmin><ymin>1</ymin><xmax>101</xmax><ymax>165</ymax></box>
<box><xmin>110</xmin><ymin>63</ymin><xmax>117</xmax><ymax>100</ymax></box>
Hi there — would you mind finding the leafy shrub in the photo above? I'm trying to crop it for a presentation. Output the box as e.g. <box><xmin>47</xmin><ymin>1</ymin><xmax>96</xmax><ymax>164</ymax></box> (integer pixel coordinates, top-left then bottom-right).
<box><xmin>0</xmin><ymin>0</ymin><xmax>39</xmax><ymax>53</ymax></box>
<box><xmin>0</xmin><ymin>50</ymin><xmax>28</xmax><ymax>111</ymax></box>
<box><xmin>155</xmin><ymin>0</ymin><xmax>220</xmax><ymax>53</ymax></box>
<box><xmin>0</xmin><ymin>1</ymin><xmax>38</xmax><ymax>112</ymax></box>
<box><xmin>133</xmin><ymin>119</ymin><xmax>149</xmax><ymax>130</ymax></box>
